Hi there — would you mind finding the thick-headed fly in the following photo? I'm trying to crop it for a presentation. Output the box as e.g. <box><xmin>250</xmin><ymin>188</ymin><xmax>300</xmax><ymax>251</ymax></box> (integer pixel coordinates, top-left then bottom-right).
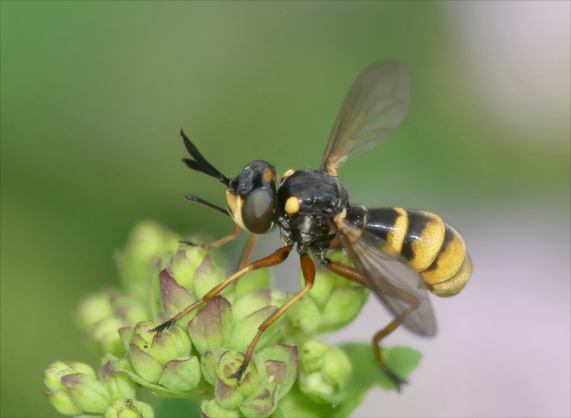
<box><xmin>152</xmin><ymin>63</ymin><xmax>472</xmax><ymax>388</ymax></box>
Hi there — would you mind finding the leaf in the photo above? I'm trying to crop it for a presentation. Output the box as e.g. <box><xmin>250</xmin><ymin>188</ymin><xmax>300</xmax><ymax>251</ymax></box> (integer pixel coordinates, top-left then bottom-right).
<box><xmin>279</xmin><ymin>343</ymin><xmax>421</xmax><ymax>418</ymax></box>
<box><xmin>341</xmin><ymin>343</ymin><xmax>421</xmax><ymax>391</ymax></box>
<box><xmin>153</xmin><ymin>398</ymin><xmax>202</xmax><ymax>417</ymax></box>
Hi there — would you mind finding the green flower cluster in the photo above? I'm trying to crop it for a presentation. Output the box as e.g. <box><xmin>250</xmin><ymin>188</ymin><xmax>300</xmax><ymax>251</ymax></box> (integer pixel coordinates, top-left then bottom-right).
<box><xmin>43</xmin><ymin>221</ymin><xmax>421</xmax><ymax>417</ymax></box>
<box><xmin>43</xmin><ymin>359</ymin><xmax>153</xmax><ymax>417</ymax></box>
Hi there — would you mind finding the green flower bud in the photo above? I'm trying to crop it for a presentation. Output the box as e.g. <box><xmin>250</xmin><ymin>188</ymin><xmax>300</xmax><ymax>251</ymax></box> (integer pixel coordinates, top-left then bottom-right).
<box><xmin>46</xmin><ymin>390</ymin><xmax>82</xmax><ymax>416</ymax></box>
<box><xmin>233</xmin><ymin>268</ymin><xmax>271</xmax><ymax>298</ymax></box>
<box><xmin>298</xmin><ymin>340</ymin><xmax>352</xmax><ymax>405</ymax></box>
<box><xmin>129</xmin><ymin>344</ymin><xmax>163</xmax><ymax>383</ymax></box>
<box><xmin>116</xmin><ymin>221</ymin><xmax>180</xmax><ymax>300</ymax></box>
<box><xmin>77</xmin><ymin>292</ymin><xmax>114</xmax><ymax>331</ymax></box>
<box><xmin>60</xmin><ymin>373</ymin><xmax>112</xmax><ymax>413</ymax></box>
<box><xmin>229</xmin><ymin>306</ymin><xmax>282</xmax><ymax>352</ymax></box>
<box><xmin>232</xmin><ymin>289</ymin><xmax>285</xmax><ymax>321</ymax></box>
<box><xmin>215</xmin><ymin>378</ymin><xmax>244</xmax><ymax>410</ymax></box>
<box><xmin>286</xmin><ymin>297</ymin><xmax>321</xmax><ymax>335</ymax></box>
<box><xmin>78</xmin><ymin>291</ymin><xmax>148</xmax><ymax>355</ymax></box>
<box><xmin>44</xmin><ymin>361</ymin><xmax>96</xmax><ymax>392</ymax></box>
<box><xmin>305</xmin><ymin>270</ymin><xmax>337</xmax><ymax>307</ymax></box>
<box><xmin>100</xmin><ymin>358</ymin><xmax>137</xmax><ymax>401</ymax></box>
<box><xmin>296</xmin><ymin>252</ymin><xmax>369</xmax><ymax>334</ymax></box>
<box><xmin>320</xmin><ymin>286</ymin><xmax>368</xmax><ymax>331</ymax></box>
<box><xmin>126</xmin><ymin>321</ymin><xmax>196</xmax><ymax>389</ymax></box>
<box><xmin>216</xmin><ymin>350</ymin><xmax>248</xmax><ymax>388</ymax></box>
<box><xmin>253</xmin><ymin>345</ymin><xmax>298</xmax><ymax>400</ymax></box>
<box><xmin>239</xmin><ymin>387</ymin><xmax>277</xmax><ymax>418</ymax></box>
<box><xmin>201</xmin><ymin>399</ymin><xmax>240</xmax><ymax>418</ymax></box>
<box><xmin>91</xmin><ymin>317</ymin><xmax>126</xmax><ymax>355</ymax></box>
<box><xmin>200</xmin><ymin>350</ymin><xmax>222</xmax><ymax>385</ymax></box>
<box><xmin>188</xmin><ymin>296</ymin><xmax>232</xmax><ymax>355</ymax></box>
<box><xmin>193</xmin><ymin>255</ymin><xmax>227</xmax><ymax>299</ymax></box>
<box><xmin>158</xmin><ymin>269</ymin><xmax>196</xmax><ymax>321</ymax></box>
<box><xmin>158</xmin><ymin>357</ymin><xmax>201</xmax><ymax>391</ymax></box>
<box><xmin>105</xmin><ymin>399</ymin><xmax>155</xmax><ymax>418</ymax></box>
<box><xmin>44</xmin><ymin>361</ymin><xmax>111</xmax><ymax>415</ymax></box>
<box><xmin>168</xmin><ymin>245</ymin><xmax>208</xmax><ymax>290</ymax></box>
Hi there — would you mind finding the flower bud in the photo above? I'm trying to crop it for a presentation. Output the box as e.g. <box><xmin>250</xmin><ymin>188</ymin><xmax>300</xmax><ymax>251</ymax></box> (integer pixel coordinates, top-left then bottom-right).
<box><xmin>232</xmin><ymin>289</ymin><xmax>285</xmax><ymax>321</ymax></box>
<box><xmin>239</xmin><ymin>387</ymin><xmax>277</xmax><ymax>418</ymax></box>
<box><xmin>116</xmin><ymin>222</ymin><xmax>180</xmax><ymax>300</ymax></box>
<box><xmin>295</xmin><ymin>252</ymin><xmax>369</xmax><ymax>334</ymax></box>
<box><xmin>168</xmin><ymin>245</ymin><xmax>208</xmax><ymax>290</ymax></box>
<box><xmin>320</xmin><ymin>286</ymin><xmax>368</xmax><ymax>331</ymax></box>
<box><xmin>233</xmin><ymin>268</ymin><xmax>271</xmax><ymax>298</ymax></box>
<box><xmin>45</xmin><ymin>391</ymin><xmax>82</xmax><ymax>416</ymax></box>
<box><xmin>298</xmin><ymin>340</ymin><xmax>352</xmax><ymax>405</ymax></box>
<box><xmin>254</xmin><ymin>344</ymin><xmax>298</xmax><ymax>400</ymax></box>
<box><xmin>60</xmin><ymin>373</ymin><xmax>112</xmax><ymax>413</ymax></box>
<box><xmin>188</xmin><ymin>296</ymin><xmax>232</xmax><ymax>355</ymax></box>
<box><xmin>200</xmin><ymin>350</ymin><xmax>223</xmax><ymax>385</ymax></box>
<box><xmin>286</xmin><ymin>297</ymin><xmax>321</xmax><ymax>335</ymax></box>
<box><xmin>100</xmin><ymin>357</ymin><xmax>137</xmax><ymax>401</ymax></box>
<box><xmin>77</xmin><ymin>292</ymin><xmax>114</xmax><ymax>331</ymax></box>
<box><xmin>105</xmin><ymin>399</ymin><xmax>155</xmax><ymax>418</ymax></box>
<box><xmin>125</xmin><ymin>321</ymin><xmax>197</xmax><ymax>390</ymax></box>
<box><xmin>158</xmin><ymin>357</ymin><xmax>201</xmax><ymax>392</ymax></box>
<box><xmin>44</xmin><ymin>361</ymin><xmax>111</xmax><ymax>415</ymax></box>
<box><xmin>78</xmin><ymin>291</ymin><xmax>148</xmax><ymax>355</ymax></box>
<box><xmin>158</xmin><ymin>268</ymin><xmax>195</xmax><ymax>321</ymax></box>
<box><xmin>193</xmin><ymin>256</ymin><xmax>227</xmax><ymax>299</ymax></box>
<box><xmin>229</xmin><ymin>306</ymin><xmax>282</xmax><ymax>352</ymax></box>
<box><xmin>216</xmin><ymin>350</ymin><xmax>248</xmax><ymax>388</ymax></box>
<box><xmin>215</xmin><ymin>378</ymin><xmax>244</xmax><ymax>410</ymax></box>
<box><xmin>201</xmin><ymin>399</ymin><xmax>240</xmax><ymax>418</ymax></box>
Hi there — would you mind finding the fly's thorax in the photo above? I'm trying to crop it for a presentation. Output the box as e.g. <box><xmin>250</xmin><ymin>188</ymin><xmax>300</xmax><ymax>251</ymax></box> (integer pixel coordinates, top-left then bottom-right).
<box><xmin>277</xmin><ymin>169</ymin><xmax>348</xmax><ymax>218</ymax></box>
<box><xmin>276</xmin><ymin>169</ymin><xmax>347</xmax><ymax>251</ymax></box>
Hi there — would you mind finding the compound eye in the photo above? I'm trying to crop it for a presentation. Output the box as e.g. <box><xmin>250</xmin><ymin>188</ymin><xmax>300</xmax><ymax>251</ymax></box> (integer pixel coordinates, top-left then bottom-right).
<box><xmin>242</xmin><ymin>188</ymin><xmax>276</xmax><ymax>234</ymax></box>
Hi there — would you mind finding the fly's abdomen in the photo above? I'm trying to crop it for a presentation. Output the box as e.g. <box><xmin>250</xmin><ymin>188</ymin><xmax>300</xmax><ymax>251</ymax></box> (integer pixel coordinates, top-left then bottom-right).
<box><xmin>362</xmin><ymin>207</ymin><xmax>472</xmax><ymax>297</ymax></box>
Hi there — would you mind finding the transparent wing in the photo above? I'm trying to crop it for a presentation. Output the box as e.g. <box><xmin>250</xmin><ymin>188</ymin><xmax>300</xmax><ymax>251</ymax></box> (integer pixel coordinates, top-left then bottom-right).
<box><xmin>320</xmin><ymin>63</ymin><xmax>411</xmax><ymax>175</ymax></box>
<box><xmin>335</xmin><ymin>217</ymin><xmax>437</xmax><ymax>337</ymax></box>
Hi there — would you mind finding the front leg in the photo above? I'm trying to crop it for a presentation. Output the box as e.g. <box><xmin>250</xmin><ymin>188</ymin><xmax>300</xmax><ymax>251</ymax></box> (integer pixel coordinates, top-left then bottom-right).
<box><xmin>232</xmin><ymin>253</ymin><xmax>316</xmax><ymax>380</ymax></box>
<box><xmin>181</xmin><ymin>224</ymin><xmax>241</xmax><ymax>249</ymax></box>
<box><xmin>151</xmin><ymin>245</ymin><xmax>293</xmax><ymax>333</ymax></box>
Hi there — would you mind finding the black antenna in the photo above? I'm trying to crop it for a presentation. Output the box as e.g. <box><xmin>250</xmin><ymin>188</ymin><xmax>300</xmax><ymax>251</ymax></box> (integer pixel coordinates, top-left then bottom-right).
<box><xmin>185</xmin><ymin>194</ymin><xmax>230</xmax><ymax>217</ymax></box>
<box><xmin>180</xmin><ymin>129</ymin><xmax>230</xmax><ymax>185</ymax></box>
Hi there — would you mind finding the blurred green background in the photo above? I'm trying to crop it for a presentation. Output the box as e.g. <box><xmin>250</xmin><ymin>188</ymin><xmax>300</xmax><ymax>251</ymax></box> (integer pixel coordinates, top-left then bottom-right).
<box><xmin>1</xmin><ymin>2</ymin><xmax>569</xmax><ymax>417</ymax></box>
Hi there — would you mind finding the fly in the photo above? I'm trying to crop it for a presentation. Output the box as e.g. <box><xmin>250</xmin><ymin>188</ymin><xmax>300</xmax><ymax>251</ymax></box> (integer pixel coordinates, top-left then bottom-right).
<box><xmin>152</xmin><ymin>62</ymin><xmax>472</xmax><ymax>388</ymax></box>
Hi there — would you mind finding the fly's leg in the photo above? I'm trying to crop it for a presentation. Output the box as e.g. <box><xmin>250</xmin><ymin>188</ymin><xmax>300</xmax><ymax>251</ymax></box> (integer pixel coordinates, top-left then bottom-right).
<box><xmin>372</xmin><ymin>315</ymin><xmax>412</xmax><ymax>391</ymax></box>
<box><xmin>181</xmin><ymin>224</ymin><xmax>241</xmax><ymax>249</ymax></box>
<box><xmin>237</xmin><ymin>234</ymin><xmax>259</xmax><ymax>270</ymax></box>
<box><xmin>322</xmin><ymin>258</ymin><xmax>413</xmax><ymax>391</ymax></box>
<box><xmin>231</xmin><ymin>253</ymin><xmax>316</xmax><ymax>381</ymax></box>
<box><xmin>322</xmin><ymin>258</ymin><xmax>370</xmax><ymax>288</ymax></box>
<box><xmin>151</xmin><ymin>245</ymin><xmax>292</xmax><ymax>333</ymax></box>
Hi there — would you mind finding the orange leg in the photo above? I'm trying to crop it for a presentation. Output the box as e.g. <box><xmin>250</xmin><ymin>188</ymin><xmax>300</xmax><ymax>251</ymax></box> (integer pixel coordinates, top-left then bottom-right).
<box><xmin>232</xmin><ymin>253</ymin><xmax>316</xmax><ymax>380</ymax></box>
<box><xmin>323</xmin><ymin>258</ymin><xmax>414</xmax><ymax>390</ymax></box>
<box><xmin>206</xmin><ymin>224</ymin><xmax>241</xmax><ymax>249</ymax></box>
<box><xmin>372</xmin><ymin>310</ymin><xmax>415</xmax><ymax>391</ymax></box>
<box><xmin>323</xmin><ymin>259</ymin><xmax>370</xmax><ymax>288</ymax></box>
<box><xmin>328</xmin><ymin>237</ymin><xmax>343</xmax><ymax>251</ymax></box>
<box><xmin>181</xmin><ymin>224</ymin><xmax>241</xmax><ymax>250</ymax></box>
<box><xmin>237</xmin><ymin>234</ymin><xmax>259</xmax><ymax>270</ymax></box>
<box><xmin>151</xmin><ymin>245</ymin><xmax>293</xmax><ymax>333</ymax></box>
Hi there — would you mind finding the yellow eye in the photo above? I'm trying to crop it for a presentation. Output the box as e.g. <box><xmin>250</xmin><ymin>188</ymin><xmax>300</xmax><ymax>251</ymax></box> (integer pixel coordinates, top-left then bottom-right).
<box><xmin>285</xmin><ymin>196</ymin><xmax>300</xmax><ymax>216</ymax></box>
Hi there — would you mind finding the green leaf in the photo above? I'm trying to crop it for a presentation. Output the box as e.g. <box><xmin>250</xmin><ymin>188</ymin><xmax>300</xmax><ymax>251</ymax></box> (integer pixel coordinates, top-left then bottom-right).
<box><xmin>153</xmin><ymin>398</ymin><xmax>201</xmax><ymax>417</ymax></box>
<box><xmin>279</xmin><ymin>343</ymin><xmax>421</xmax><ymax>418</ymax></box>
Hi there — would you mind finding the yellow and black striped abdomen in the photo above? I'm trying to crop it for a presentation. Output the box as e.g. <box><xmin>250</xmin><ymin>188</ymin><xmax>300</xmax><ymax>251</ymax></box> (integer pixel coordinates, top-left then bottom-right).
<box><xmin>362</xmin><ymin>207</ymin><xmax>472</xmax><ymax>297</ymax></box>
